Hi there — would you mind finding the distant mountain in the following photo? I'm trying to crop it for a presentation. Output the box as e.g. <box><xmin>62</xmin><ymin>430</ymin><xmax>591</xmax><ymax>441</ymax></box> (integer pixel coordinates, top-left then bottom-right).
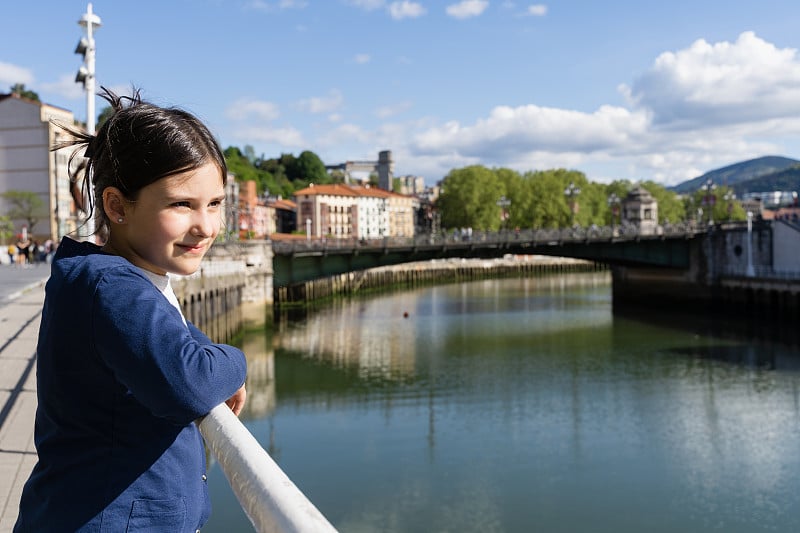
<box><xmin>730</xmin><ymin>165</ymin><xmax>800</xmax><ymax>197</ymax></box>
<box><xmin>671</xmin><ymin>155</ymin><xmax>800</xmax><ymax>194</ymax></box>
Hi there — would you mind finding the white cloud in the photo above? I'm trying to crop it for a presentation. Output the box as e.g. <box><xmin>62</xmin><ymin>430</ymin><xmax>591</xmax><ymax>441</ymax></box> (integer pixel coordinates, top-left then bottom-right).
<box><xmin>244</xmin><ymin>0</ymin><xmax>307</xmax><ymax>11</ymax></box>
<box><xmin>624</xmin><ymin>31</ymin><xmax>800</xmax><ymax>129</ymax></box>
<box><xmin>232</xmin><ymin>125</ymin><xmax>305</xmax><ymax>148</ymax></box>
<box><xmin>0</xmin><ymin>62</ymin><xmax>34</xmax><ymax>87</ymax></box>
<box><xmin>294</xmin><ymin>89</ymin><xmax>344</xmax><ymax>114</ymax></box>
<box><xmin>412</xmin><ymin>104</ymin><xmax>648</xmax><ymax>158</ymax></box>
<box><xmin>225</xmin><ymin>98</ymin><xmax>280</xmax><ymax>121</ymax></box>
<box><xmin>354</xmin><ymin>53</ymin><xmax>371</xmax><ymax>64</ymax></box>
<box><xmin>393</xmin><ymin>31</ymin><xmax>800</xmax><ymax>185</ymax></box>
<box><xmin>345</xmin><ymin>0</ymin><xmax>386</xmax><ymax>9</ymax></box>
<box><xmin>39</xmin><ymin>73</ymin><xmax>86</xmax><ymax>100</ymax></box>
<box><xmin>316</xmin><ymin>123</ymin><xmax>372</xmax><ymax>149</ymax></box>
<box><xmin>388</xmin><ymin>1</ymin><xmax>427</xmax><ymax>20</ymax></box>
<box><xmin>446</xmin><ymin>1</ymin><xmax>489</xmax><ymax>19</ymax></box>
<box><xmin>293</xmin><ymin>89</ymin><xmax>344</xmax><ymax>113</ymax></box>
<box><xmin>221</xmin><ymin>32</ymin><xmax>800</xmax><ymax>187</ymax></box>
<box><xmin>526</xmin><ymin>4</ymin><xmax>547</xmax><ymax>16</ymax></box>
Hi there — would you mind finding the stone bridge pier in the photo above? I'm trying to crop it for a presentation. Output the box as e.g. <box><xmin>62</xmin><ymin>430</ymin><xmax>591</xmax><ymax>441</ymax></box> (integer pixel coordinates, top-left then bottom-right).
<box><xmin>613</xmin><ymin>220</ymin><xmax>800</xmax><ymax>335</ymax></box>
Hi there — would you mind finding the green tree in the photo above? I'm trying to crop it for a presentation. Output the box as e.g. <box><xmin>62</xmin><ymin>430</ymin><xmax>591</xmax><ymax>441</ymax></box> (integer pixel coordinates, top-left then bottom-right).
<box><xmin>294</xmin><ymin>151</ymin><xmax>330</xmax><ymax>185</ymax></box>
<box><xmin>10</xmin><ymin>84</ymin><xmax>40</xmax><ymax>102</ymax></box>
<box><xmin>494</xmin><ymin>168</ymin><xmax>525</xmax><ymax>228</ymax></box>
<box><xmin>224</xmin><ymin>147</ymin><xmax>261</xmax><ymax>184</ymax></box>
<box><xmin>523</xmin><ymin>169</ymin><xmax>591</xmax><ymax>228</ymax></box>
<box><xmin>0</xmin><ymin>215</ymin><xmax>14</xmax><ymax>244</ymax></box>
<box><xmin>688</xmin><ymin>185</ymin><xmax>745</xmax><ymax>223</ymax></box>
<box><xmin>329</xmin><ymin>169</ymin><xmax>347</xmax><ymax>183</ymax></box>
<box><xmin>438</xmin><ymin>165</ymin><xmax>502</xmax><ymax>230</ymax></box>
<box><xmin>0</xmin><ymin>190</ymin><xmax>45</xmax><ymax>233</ymax></box>
<box><xmin>244</xmin><ymin>145</ymin><xmax>258</xmax><ymax>165</ymax></box>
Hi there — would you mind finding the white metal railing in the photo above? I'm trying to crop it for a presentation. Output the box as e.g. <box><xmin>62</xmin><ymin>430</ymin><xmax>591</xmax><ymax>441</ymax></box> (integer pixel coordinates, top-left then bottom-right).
<box><xmin>197</xmin><ymin>404</ymin><xmax>338</xmax><ymax>533</ymax></box>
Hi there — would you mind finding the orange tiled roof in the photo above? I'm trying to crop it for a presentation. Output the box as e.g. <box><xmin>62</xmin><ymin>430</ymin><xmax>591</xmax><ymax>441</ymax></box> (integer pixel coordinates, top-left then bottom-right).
<box><xmin>270</xmin><ymin>198</ymin><xmax>297</xmax><ymax>210</ymax></box>
<box><xmin>293</xmin><ymin>184</ymin><xmax>360</xmax><ymax>197</ymax></box>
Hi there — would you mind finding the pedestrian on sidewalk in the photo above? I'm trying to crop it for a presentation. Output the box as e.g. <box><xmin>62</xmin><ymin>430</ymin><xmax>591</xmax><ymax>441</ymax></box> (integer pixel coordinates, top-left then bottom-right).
<box><xmin>14</xmin><ymin>87</ymin><xmax>247</xmax><ymax>533</ymax></box>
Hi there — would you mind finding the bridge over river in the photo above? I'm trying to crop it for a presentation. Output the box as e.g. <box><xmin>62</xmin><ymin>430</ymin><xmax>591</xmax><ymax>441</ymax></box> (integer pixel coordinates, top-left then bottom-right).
<box><xmin>271</xmin><ymin>224</ymin><xmax>702</xmax><ymax>288</ymax></box>
<box><xmin>269</xmin><ymin>219</ymin><xmax>800</xmax><ymax>329</ymax></box>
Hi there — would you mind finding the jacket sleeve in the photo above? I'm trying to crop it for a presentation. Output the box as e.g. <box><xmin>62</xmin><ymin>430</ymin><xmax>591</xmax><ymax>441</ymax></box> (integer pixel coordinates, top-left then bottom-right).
<box><xmin>187</xmin><ymin>321</ymin><xmax>213</xmax><ymax>345</ymax></box>
<box><xmin>91</xmin><ymin>267</ymin><xmax>247</xmax><ymax>425</ymax></box>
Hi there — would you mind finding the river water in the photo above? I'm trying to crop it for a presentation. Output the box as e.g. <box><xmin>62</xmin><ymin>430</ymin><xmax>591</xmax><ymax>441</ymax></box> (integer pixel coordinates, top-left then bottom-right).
<box><xmin>205</xmin><ymin>272</ymin><xmax>800</xmax><ymax>533</ymax></box>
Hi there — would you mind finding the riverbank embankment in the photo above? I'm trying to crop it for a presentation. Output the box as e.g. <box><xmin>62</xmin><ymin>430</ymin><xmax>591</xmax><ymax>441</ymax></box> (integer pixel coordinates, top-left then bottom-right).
<box><xmin>274</xmin><ymin>255</ymin><xmax>606</xmax><ymax>306</ymax></box>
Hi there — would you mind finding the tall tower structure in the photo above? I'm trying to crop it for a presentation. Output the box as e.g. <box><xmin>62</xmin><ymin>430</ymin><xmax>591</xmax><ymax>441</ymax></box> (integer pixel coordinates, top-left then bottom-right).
<box><xmin>377</xmin><ymin>150</ymin><xmax>394</xmax><ymax>191</ymax></box>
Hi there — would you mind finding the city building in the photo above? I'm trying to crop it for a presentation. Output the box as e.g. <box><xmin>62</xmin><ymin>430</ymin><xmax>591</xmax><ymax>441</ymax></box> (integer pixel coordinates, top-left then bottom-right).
<box><xmin>324</xmin><ymin>150</ymin><xmax>394</xmax><ymax>189</ymax></box>
<box><xmin>0</xmin><ymin>93</ymin><xmax>79</xmax><ymax>242</ymax></box>
<box><xmin>293</xmin><ymin>183</ymin><xmax>417</xmax><ymax>240</ymax></box>
<box><xmin>742</xmin><ymin>191</ymin><xmax>798</xmax><ymax>209</ymax></box>
<box><xmin>268</xmin><ymin>197</ymin><xmax>297</xmax><ymax>235</ymax></box>
<box><xmin>221</xmin><ymin>175</ymin><xmax>240</xmax><ymax>241</ymax></box>
<box><xmin>294</xmin><ymin>184</ymin><xmax>359</xmax><ymax>239</ymax></box>
<box><xmin>238</xmin><ymin>179</ymin><xmax>274</xmax><ymax>239</ymax></box>
<box><xmin>397</xmin><ymin>175</ymin><xmax>425</xmax><ymax>196</ymax></box>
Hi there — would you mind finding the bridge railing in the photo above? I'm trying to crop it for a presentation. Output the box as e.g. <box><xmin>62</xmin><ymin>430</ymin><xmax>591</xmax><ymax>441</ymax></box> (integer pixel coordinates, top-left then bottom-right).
<box><xmin>197</xmin><ymin>404</ymin><xmax>338</xmax><ymax>533</ymax></box>
<box><xmin>271</xmin><ymin>223</ymin><xmax>703</xmax><ymax>255</ymax></box>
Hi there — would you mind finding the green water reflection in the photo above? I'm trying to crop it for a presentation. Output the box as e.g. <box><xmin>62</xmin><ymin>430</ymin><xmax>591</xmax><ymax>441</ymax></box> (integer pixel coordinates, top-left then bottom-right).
<box><xmin>205</xmin><ymin>273</ymin><xmax>800</xmax><ymax>533</ymax></box>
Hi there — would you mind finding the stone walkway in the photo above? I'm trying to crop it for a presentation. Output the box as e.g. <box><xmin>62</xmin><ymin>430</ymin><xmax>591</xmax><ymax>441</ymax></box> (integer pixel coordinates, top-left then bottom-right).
<box><xmin>0</xmin><ymin>276</ymin><xmax>46</xmax><ymax>533</ymax></box>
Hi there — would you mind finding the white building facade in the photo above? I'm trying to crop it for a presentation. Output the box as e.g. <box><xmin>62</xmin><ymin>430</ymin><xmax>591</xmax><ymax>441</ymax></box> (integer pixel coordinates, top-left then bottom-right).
<box><xmin>0</xmin><ymin>93</ymin><xmax>78</xmax><ymax>241</ymax></box>
<box><xmin>294</xmin><ymin>183</ymin><xmax>415</xmax><ymax>240</ymax></box>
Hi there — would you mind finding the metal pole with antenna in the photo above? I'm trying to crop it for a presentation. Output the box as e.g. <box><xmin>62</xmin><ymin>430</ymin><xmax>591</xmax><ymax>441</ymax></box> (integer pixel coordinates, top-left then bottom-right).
<box><xmin>75</xmin><ymin>3</ymin><xmax>101</xmax><ymax>239</ymax></box>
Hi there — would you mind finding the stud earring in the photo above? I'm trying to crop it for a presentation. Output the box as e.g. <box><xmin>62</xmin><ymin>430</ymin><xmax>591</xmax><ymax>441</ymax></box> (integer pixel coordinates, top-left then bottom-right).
<box><xmin>117</xmin><ymin>218</ymin><xmax>124</xmax><ymax>223</ymax></box>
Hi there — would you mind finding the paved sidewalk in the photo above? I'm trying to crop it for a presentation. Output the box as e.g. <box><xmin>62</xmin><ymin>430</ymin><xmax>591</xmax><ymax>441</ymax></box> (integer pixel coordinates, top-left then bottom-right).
<box><xmin>0</xmin><ymin>274</ymin><xmax>47</xmax><ymax>533</ymax></box>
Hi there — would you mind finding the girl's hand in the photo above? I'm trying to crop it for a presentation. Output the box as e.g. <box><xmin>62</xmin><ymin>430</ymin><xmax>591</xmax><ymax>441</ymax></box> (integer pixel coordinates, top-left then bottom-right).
<box><xmin>225</xmin><ymin>385</ymin><xmax>247</xmax><ymax>416</ymax></box>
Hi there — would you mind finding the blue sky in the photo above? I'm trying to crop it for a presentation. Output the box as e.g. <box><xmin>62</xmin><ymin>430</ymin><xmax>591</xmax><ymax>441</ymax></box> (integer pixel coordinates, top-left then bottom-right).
<box><xmin>3</xmin><ymin>0</ymin><xmax>800</xmax><ymax>187</ymax></box>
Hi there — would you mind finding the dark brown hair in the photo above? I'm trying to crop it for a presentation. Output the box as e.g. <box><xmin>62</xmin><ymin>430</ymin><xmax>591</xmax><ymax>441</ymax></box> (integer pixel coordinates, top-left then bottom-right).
<box><xmin>55</xmin><ymin>87</ymin><xmax>227</xmax><ymax>235</ymax></box>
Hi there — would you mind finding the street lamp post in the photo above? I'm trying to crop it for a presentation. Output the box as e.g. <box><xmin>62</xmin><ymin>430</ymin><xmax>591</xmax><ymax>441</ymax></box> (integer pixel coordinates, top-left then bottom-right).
<box><xmin>496</xmin><ymin>196</ymin><xmax>511</xmax><ymax>232</ymax></box>
<box><xmin>305</xmin><ymin>218</ymin><xmax>312</xmax><ymax>241</ymax></box>
<box><xmin>75</xmin><ymin>3</ymin><xmax>101</xmax><ymax>239</ymax></box>
<box><xmin>607</xmin><ymin>193</ymin><xmax>620</xmax><ymax>235</ymax></box>
<box><xmin>723</xmin><ymin>190</ymin><xmax>735</xmax><ymax>221</ymax></box>
<box><xmin>701</xmin><ymin>178</ymin><xmax>716</xmax><ymax>226</ymax></box>
<box><xmin>746</xmin><ymin>211</ymin><xmax>755</xmax><ymax>277</ymax></box>
<box><xmin>564</xmin><ymin>182</ymin><xmax>581</xmax><ymax>227</ymax></box>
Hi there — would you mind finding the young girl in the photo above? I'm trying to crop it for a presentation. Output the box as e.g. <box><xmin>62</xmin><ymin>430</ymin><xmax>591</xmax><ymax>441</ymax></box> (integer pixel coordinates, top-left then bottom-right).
<box><xmin>14</xmin><ymin>89</ymin><xmax>247</xmax><ymax>532</ymax></box>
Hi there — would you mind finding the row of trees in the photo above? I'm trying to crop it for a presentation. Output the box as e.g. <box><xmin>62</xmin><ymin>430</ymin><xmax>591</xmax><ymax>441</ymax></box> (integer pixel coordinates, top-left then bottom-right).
<box><xmin>436</xmin><ymin>166</ymin><xmax>747</xmax><ymax>231</ymax></box>
<box><xmin>223</xmin><ymin>146</ymin><xmax>330</xmax><ymax>198</ymax></box>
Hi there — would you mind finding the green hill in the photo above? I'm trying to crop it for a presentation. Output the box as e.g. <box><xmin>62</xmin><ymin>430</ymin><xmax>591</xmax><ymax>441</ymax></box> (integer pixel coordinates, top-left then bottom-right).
<box><xmin>672</xmin><ymin>155</ymin><xmax>800</xmax><ymax>194</ymax></box>
<box><xmin>730</xmin><ymin>165</ymin><xmax>800</xmax><ymax>197</ymax></box>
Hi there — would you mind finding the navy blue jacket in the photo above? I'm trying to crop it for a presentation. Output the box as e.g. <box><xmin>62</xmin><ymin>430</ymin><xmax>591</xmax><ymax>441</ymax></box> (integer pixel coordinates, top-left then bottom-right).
<box><xmin>14</xmin><ymin>238</ymin><xmax>247</xmax><ymax>532</ymax></box>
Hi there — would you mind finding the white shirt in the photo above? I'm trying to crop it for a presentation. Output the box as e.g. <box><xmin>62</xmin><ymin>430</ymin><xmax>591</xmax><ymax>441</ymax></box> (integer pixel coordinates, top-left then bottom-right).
<box><xmin>140</xmin><ymin>269</ymin><xmax>187</xmax><ymax>325</ymax></box>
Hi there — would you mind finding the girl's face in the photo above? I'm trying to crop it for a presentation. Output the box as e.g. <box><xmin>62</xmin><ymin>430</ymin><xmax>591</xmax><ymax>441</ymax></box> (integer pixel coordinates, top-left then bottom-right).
<box><xmin>110</xmin><ymin>162</ymin><xmax>225</xmax><ymax>276</ymax></box>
